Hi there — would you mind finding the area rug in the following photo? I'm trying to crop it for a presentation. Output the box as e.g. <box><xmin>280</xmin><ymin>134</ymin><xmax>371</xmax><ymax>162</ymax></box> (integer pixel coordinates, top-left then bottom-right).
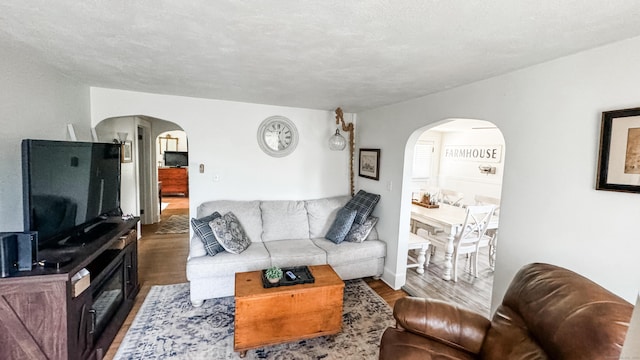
<box><xmin>114</xmin><ymin>279</ymin><xmax>394</xmax><ymax>359</ymax></box>
<box><xmin>155</xmin><ymin>214</ymin><xmax>189</xmax><ymax>234</ymax></box>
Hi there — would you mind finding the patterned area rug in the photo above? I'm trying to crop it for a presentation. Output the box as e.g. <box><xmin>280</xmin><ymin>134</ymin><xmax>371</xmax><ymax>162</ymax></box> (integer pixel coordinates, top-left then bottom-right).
<box><xmin>155</xmin><ymin>214</ymin><xmax>189</xmax><ymax>234</ymax></box>
<box><xmin>114</xmin><ymin>279</ymin><xmax>394</xmax><ymax>359</ymax></box>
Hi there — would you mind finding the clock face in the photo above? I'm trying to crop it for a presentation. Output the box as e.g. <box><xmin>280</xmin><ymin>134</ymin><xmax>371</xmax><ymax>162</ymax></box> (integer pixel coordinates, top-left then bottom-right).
<box><xmin>257</xmin><ymin>116</ymin><xmax>299</xmax><ymax>157</ymax></box>
<box><xmin>264</xmin><ymin>121</ymin><xmax>293</xmax><ymax>150</ymax></box>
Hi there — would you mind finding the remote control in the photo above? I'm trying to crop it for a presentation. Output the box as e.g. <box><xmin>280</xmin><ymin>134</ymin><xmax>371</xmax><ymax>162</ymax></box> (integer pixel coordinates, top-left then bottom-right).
<box><xmin>285</xmin><ymin>270</ymin><xmax>297</xmax><ymax>281</ymax></box>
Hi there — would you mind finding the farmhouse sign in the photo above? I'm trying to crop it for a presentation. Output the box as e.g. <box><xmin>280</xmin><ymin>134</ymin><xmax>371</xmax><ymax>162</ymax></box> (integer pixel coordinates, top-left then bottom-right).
<box><xmin>443</xmin><ymin>145</ymin><xmax>502</xmax><ymax>163</ymax></box>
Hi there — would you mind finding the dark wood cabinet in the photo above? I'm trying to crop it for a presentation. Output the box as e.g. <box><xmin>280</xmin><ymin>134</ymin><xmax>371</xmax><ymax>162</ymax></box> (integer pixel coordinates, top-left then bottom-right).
<box><xmin>70</xmin><ymin>288</ymin><xmax>94</xmax><ymax>360</ymax></box>
<box><xmin>0</xmin><ymin>218</ymin><xmax>140</xmax><ymax>360</ymax></box>
<box><xmin>158</xmin><ymin>167</ymin><xmax>188</xmax><ymax>196</ymax></box>
<box><xmin>124</xmin><ymin>242</ymin><xmax>138</xmax><ymax>299</ymax></box>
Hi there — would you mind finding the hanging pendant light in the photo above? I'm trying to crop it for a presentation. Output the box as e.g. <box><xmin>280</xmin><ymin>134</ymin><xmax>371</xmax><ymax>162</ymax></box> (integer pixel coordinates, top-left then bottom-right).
<box><xmin>329</xmin><ymin>128</ymin><xmax>346</xmax><ymax>150</ymax></box>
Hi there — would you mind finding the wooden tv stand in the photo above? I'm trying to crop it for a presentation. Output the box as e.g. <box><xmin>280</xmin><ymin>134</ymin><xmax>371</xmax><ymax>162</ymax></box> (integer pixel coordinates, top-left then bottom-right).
<box><xmin>0</xmin><ymin>217</ymin><xmax>140</xmax><ymax>360</ymax></box>
<box><xmin>158</xmin><ymin>167</ymin><xmax>188</xmax><ymax>196</ymax></box>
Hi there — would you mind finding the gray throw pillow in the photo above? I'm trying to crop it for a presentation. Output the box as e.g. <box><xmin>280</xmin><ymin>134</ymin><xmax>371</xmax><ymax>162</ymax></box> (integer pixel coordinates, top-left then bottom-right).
<box><xmin>345</xmin><ymin>216</ymin><xmax>379</xmax><ymax>243</ymax></box>
<box><xmin>191</xmin><ymin>212</ymin><xmax>224</xmax><ymax>256</ymax></box>
<box><xmin>325</xmin><ymin>207</ymin><xmax>357</xmax><ymax>244</ymax></box>
<box><xmin>344</xmin><ymin>190</ymin><xmax>381</xmax><ymax>224</ymax></box>
<box><xmin>209</xmin><ymin>212</ymin><xmax>251</xmax><ymax>254</ymax></box>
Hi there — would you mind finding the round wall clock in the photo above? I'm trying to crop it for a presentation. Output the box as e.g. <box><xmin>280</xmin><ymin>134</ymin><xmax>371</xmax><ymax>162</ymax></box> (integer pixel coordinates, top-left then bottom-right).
<box><xmin>257</xmin><ymin>116</ymin><xmax>299</xmax><ymax>157</ymax></box>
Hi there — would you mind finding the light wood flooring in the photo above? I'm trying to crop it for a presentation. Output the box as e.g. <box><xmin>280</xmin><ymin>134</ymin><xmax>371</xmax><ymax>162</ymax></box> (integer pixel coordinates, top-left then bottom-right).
<box><xmin>105</xmin><ymin>196</ymin><xmax>408</xmax><ymax>359</ymax></box>
<box><xmin>403</xmin><ymin>245</ymin><xmax>494</xmax><ymax>318</ymax></box>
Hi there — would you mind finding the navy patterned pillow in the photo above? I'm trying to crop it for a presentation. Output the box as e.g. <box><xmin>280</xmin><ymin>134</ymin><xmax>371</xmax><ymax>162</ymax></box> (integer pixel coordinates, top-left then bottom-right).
<box><xmin>325</xmin><ymin>207</ymin><xmax>357</xmax><ymax>244</ymax></box>
<box><xmin>210</xmin><ymin>212</ymin><xmax>252</xmax><ymax>254</ymax></box>
<box><xmin>344</xmin><ymin>190</ymin><xmax>381</xmax><ymax>224</ymax></box>
<box><xmin>190</xmin><ymin>212</ymin><xmax>224</xmax><ymax>256</ymax></box>
<box><xmin>345</xmin><ymin>216</ymin><xmax>379</xmax><ymax>243</ymax></box>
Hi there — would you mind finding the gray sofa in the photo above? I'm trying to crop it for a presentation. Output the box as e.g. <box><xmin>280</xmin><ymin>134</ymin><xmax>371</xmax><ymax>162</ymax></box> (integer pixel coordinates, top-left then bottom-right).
<box><xmin>186</xmin><ymin>195</ymin><xmax>386</xmax><ymax>306</ymax></box>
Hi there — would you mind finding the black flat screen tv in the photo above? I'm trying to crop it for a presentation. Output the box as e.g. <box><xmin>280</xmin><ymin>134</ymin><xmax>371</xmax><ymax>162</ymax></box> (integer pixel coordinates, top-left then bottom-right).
<box><xmin>22</xmin><ymin>140</ymin><xmax>122</xmax><ymax>250</ymax></box>
<box><xmin>164</xmin><ymin>151</ymin><xmax>188</xmax><ymax>167</ymax></box>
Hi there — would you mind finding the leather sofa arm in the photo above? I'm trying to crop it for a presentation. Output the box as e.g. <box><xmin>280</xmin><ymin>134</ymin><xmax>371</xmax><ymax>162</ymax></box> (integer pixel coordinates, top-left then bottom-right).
<box><xmin>393</xmin><ymin>297</ymin><xmax>491</xmax><ymax>355</ymax></box>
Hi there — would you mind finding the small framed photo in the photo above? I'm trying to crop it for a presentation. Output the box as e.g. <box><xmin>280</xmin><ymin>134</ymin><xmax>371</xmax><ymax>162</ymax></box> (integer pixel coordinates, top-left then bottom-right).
<box><xmin>359</xmin><ymin>148</ymin><xmax>380</xmax><ymax>180</ymax></box>
<box><xmin>121</xmin><ymin>141</ymin><xmax>133</xmax><ymax>163</ymax></box>
<box><xmin>596</xmin><ymin>107</ymin><xmax>640</xmax><ymax>193</ymax></box>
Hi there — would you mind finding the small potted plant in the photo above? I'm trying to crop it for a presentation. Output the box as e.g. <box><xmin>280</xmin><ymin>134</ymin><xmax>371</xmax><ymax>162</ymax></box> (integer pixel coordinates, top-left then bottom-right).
<box><xmin>265</xmin><ymin>266</ymin><xmax>283</xmax><ymax>284</ymax></box>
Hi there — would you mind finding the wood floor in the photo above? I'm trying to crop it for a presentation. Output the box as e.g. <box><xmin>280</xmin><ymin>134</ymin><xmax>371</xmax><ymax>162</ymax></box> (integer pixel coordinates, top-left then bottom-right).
<box><xmin>403</xmin><ymin>246</ymin><xmax>494</xmax><ymax>318</ymax></box>
<box><xmin>104</xmin><ymin>197</ymin><xmax>408</xmax><ymax>359</ymax></box>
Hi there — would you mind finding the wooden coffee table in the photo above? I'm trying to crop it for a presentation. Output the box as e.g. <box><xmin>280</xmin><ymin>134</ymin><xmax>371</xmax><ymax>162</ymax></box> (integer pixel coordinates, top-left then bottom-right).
<box><xmin>234</xmin><ymin>264</ymin><xmax>344</xmax><ymax>357</ymax></box>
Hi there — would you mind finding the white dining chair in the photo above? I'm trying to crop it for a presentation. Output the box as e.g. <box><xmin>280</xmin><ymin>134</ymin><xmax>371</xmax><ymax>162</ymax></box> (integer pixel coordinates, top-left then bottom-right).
<box><xmin>437</xmin><ymin>189</ymin><xmax>465</xmax><ymax>207</ymax></box>
<box><xmin>473</xmin><ymin>195</ymin><xmax>500</xmax><ymax>213</ymax></box>
<box><xmin>474</xmin><ymin>195</ymin><xmax>500</xmax><ymax>269</ymax></box>
<box><xmin>424</xmin><ymin>205</ymin><xmax>495</xmax><ymax>282</ymax></box>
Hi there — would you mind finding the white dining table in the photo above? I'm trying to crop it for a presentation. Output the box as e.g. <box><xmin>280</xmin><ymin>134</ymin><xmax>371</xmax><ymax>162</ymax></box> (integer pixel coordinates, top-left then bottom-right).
<box><xmin>410</xmin><ymin>203</ymin><xmax>499</xmax><ymax>281</ymax></box>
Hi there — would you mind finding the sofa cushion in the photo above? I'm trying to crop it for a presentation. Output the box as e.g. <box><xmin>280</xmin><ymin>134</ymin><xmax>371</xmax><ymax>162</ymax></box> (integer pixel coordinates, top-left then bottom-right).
<box><xmin>312</xmin><ymin>237</ymin><xmax>386</xmax><ymax>265</ymax></box>
<box><xmin>263</xmin><ymin>239</ymin><xmax>327</xmax><ymax>268</ymax></box>
<box><xmin>325</xmin><ymin>207</ymin><xmax>357</xmax><ymax>244</ymax></box>
<box><xmin>305</xmin><ymin>195</ymin><xmax>350</xmax><ymax>238</ymax></box>
<box><xmin>380</xmin><ymin>327</ymin><xmax>477</xmax><ymax>360</ymax></box>
<box><xmin>260</xmin><ymin>200</ymin><xmax>309</xmax><ymax>242</ymax></box>
<box><xmin>480</xmin><ymin>305</ymin><xmax>547</xmax><ymax>359</ymax></box>
<box><xmin>186</xmin><ymin>242</ymin><xmax>271</xmax><ymax>279</ymax></box>
<box><xmin>197</xmin><ymin>200</ymin><xmax>263</xmax><ymax>242</ymax></box>
<box><xmin>210</xmin><ymin>212</ymin><xmax>252</xmax><ymax>254</ymax></box>
<box><xmin>345</xmin><ymin>216</ymin><xmax>378</xmax><ymax>243</ymax></box>
<box><xmin>189</xmin><ymin>235</ymin><xmax>207</xmax><ymax>258</ymax></box>
<box><xmin>191</xmin><ymin>211</ymin><xmax>225</xmax><ymax>256</ymax></box>
<box><xmin>344</xmin><ymin>190</ymin><xmax>381</xmax><ymax>224</ymax></box>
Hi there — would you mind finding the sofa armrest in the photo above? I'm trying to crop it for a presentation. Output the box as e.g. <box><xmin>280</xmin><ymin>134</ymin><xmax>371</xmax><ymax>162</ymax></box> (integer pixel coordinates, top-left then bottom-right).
<box><xmin>188</xmin><ymin>235</ymin><xmax>207</xmax><ymax>258</ymax></box>
<box><xmin>393</xmin><ymin>297</ymin><xmax>491</xmax><ymax>355</ymax></box>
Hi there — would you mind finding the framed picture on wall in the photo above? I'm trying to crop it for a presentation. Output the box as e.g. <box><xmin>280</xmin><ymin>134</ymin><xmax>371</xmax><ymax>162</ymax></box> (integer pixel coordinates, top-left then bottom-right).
<box><xmin>158</xmin><ymin>134</ymin><xmax>178</xmax><ymax>154</ymax></box>
<box><xmin>359</xmin><ymin>148</ymin><xmax>380</xmax><ymax>180</ymax></box>
<box><xmin>121</xmin><ymin>141</ymin><xmax>133</xmax><ymax>163</ymax></box>
<box><xmin>596</xmin><ymin>107</ymin><xmax>640</xmax><ymax>193</ymax></box>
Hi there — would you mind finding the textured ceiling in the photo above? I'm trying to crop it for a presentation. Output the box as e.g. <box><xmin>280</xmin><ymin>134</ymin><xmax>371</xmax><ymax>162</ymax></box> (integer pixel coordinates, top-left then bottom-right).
<box><xmin>2</xmin><ymin>1</ymin><xmax>640</xmax><ymax>112</ymax></box>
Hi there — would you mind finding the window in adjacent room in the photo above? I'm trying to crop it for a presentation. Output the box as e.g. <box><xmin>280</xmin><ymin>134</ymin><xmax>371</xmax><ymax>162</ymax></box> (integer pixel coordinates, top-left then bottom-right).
<box><xmin>412</xmin><ymin>140</ymin><xmax>434</xmax><ymax>180</ymax></box>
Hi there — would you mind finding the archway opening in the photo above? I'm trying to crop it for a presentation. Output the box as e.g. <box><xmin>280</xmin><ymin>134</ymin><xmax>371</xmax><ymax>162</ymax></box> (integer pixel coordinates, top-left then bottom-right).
<box><xmin>401</xmin><ymin>118</ymin><xmax>505</xmax><ymax>317</ymax></box>
<box><xmin>157</xmin><ymin>129</ymin><xmax>189</xmax><ymax>217</ymax></box>
<box><xmin>94</xmin><ymin>115</ymin><xmax>189</xmax><ymax>226</ymax></box>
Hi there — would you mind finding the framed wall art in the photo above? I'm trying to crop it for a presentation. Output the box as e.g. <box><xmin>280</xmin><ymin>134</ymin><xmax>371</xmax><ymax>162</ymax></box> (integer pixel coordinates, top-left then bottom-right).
<box><xmin>121</xmin><ymin>141</ymin><xmax>133</xmax><ymax>163</ymax></box>
<box><xmin>596</xmin><ymin>107</ymin><xmax>640</xmax><ymax>193</ymax></box>
<box><xmin>158</xmin><ymin>134</ymin><xmax>178</xmax><ymax>154</ymax></box>
<box><xmin>359</xmin><ymin>148</ymin><xmax>380</xmax><ymax>180</ymax></box>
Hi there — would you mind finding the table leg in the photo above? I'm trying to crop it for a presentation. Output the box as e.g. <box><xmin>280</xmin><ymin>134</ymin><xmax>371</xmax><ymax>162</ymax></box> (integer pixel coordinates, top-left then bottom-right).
<box><xmin>442</xmin><ymin>231</ymin><xmax>456</xmax><ymax>281</ymax></box>
<box><xmin>239</xmin><ymin>350</ymin><xmax>247</xmax><ymax>358</ymax></box>
<box><xmin>416</xmin><ymin>245</ymin><xmax>427</xmax><ymax>274</ymax></box>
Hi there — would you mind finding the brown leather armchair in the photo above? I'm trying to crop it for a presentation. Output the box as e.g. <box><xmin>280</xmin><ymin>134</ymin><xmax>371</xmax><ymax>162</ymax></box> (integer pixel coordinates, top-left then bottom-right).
<box><xmin>379</xmin><ymin>263</ymin><xmax>633</xmax><ymax>360</ymax></box>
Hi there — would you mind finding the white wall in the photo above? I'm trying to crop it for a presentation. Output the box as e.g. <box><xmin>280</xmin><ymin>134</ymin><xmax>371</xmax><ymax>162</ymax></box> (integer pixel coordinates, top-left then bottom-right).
<box><xmin>358</xmin><ymin>35</ymin><xmax>640</xmax><ymax>308</ymax></box>
<box><xmin>90</xmin><ymin>88</ymin><xmax>352</xmax><ymax>220</ymax></box>
<box><xmin>437</xmin><ymin>129</ymin><xmax>504</xmax><ymax>204</ymax></box>
<box><xmin>0</xmin><ymin>40</ymin><xmax>90</xmax><ymax>231</ymax></box>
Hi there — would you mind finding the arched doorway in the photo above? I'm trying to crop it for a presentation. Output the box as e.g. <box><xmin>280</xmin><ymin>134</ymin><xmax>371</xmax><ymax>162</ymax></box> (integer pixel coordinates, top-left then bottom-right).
<box><xmin>156</xmin><ymin>129</ymin><xmax>189</xmax><ymax>222</ymax></box>
<box><xmin>94</xmin><ymin>115</ymin><xmax>189</xmax><ymax>225</ymax></box>
<box><xmin>401</xmin><ymin>118</ymin><xmax>505</xmax><ymax>317</ymax></box>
